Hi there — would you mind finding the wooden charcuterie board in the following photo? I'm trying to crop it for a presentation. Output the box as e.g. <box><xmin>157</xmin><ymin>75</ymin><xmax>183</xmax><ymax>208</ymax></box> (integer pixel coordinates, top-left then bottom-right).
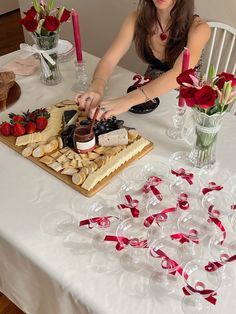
<box><xmin>0</xmin><ymin>134</ymin><xmax>153</xmax><ymax>197</ymax></box>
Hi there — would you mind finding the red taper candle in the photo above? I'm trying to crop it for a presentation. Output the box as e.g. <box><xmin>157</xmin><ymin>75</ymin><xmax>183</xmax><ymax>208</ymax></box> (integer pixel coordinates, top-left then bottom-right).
<box><xmin>72</xmin><ymin>9</ymin><xmax>83</xmax><ymax>63</ymax></box>
<box><xmin>178</xmin><ymin>47</ymin><xmax>190</xmax><ymax>107</ymax></box>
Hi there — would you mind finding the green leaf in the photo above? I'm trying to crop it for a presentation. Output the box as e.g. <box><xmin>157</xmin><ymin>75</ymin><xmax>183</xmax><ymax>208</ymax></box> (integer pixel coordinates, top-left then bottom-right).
<box><xmin>48</xmin><ymin>0</ymin><xmax>55</xmax><ymax>12</ymax></box>
<box><xmin>36</xmin><ymin>19</ymin><xmax>45</xmax><ymax>35</ymax></box>
<box><xmin>33</xmin><ymin>0</ymin><xmax>40</xmax><ymax>13</ymax></box>
<box><xmin>208</xmin><ymin>64</ymin><xmax>215</xmax><ymax>85</ymax></box>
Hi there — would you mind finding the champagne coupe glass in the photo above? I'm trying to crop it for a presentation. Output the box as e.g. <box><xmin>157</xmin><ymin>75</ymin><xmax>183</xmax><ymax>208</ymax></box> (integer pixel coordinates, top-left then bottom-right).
<box><xmin>182</xmin><ymin>258</ymin><xmax>221</xmax><ymax>314</ymax></box>
<box><xmin>115</xmin><ymin>217</ymin><xmax>150</xmax><ymax>272</ymax></box>
<box><xmin>118</xmin><ymin>180</ymin><xmax>147</xmax><ymax>219</ymax></box>
<box><xmin>202</xmin><ymin>191</ymin><xmax>234</xmax><ymax>240</ymax></box>
<box><xmin>198</xmin><ymin>166</ymin><xmax>231</xmax><ymax>190</ymax></box>
<box><xmin>121</xmin><ymin>160</ymin><xmax>170</xmax><ymax>182</ymax></box>
<box><xmin>148</xmin><ymin>237</ymin><xmax>183</xmax><ymax>294</ymax></box>
<box><xmin>207</xmin><ymin>235</ymin><xmax>235</xmax><ymax>288</ymax></box>
<box><xmin>175</xmin><ymin>211</ymin><xmax>209</xmax><ymax>262</ymax></box>
<box><xmin>40</xmin><ymin>210</ymin><xmax>77</xmax><ymax>237</ymax></box>
<box><xmin>145</xmin><ymin>195</ymin><xmax>177</xmax><ymax>238</ymax></box>
<box><xmin>169</xmin><ymin>151</ymin><xmax>200</xmax><ymax>198</ymax></box>
<box><xmin>86</xmin><ymin>198</ymin><xmax>121</xmax><ymax>251</ymax></box>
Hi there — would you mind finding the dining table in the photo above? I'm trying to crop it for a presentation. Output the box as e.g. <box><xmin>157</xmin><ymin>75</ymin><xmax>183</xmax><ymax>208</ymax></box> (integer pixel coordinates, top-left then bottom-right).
<box><xmin>0</xmin><ymin>49</ymin><xmax>236</xmax><ymax>314</ymax></box>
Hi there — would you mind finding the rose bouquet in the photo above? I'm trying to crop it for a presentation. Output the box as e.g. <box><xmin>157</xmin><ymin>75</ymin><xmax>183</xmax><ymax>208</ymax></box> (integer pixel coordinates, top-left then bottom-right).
<box><xmin>20</xmin><ymin>0</ymin><xmax>71</xmax><ymax>85</ymax></box>
<box><xmin>21</xmin><ymin>0</ymin><xmax>70</xmax><ymax>36</ymax></box>
<box><xmin>177</xmin><ymin>65</ymin><xmax>236</xmax><ymax>115</ymax></box>
<box><xmin>176</xmin><ymin>66</ymin><xmax>236</xmax><ymax>168</ymax></box>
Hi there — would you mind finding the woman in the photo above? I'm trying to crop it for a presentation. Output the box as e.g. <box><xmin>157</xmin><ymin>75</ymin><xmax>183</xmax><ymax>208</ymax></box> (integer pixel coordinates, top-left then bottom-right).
<box><xmin>75</xmin><ymin>0</ymin><xmax>210</xmax><ymax>120</ymax></box>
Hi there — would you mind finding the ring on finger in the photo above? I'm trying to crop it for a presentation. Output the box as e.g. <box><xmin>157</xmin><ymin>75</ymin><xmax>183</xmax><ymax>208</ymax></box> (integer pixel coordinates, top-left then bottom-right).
<box><xmin>100</xmin><ymin>106</ymin><xmax>107</xmax><ymax>113</ymax></box>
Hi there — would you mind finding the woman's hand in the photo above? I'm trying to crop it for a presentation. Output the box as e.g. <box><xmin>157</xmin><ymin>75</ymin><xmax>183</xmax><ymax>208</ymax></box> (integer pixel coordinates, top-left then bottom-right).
<box><xmin>74</xmin><ymin>91</ymin><xmax>102</xmax><ymax>116</ymax></box>
<box><xmin>88</xmin><ymin>96</ymin><xmax>132</xmax><ymax>120</ymax></box>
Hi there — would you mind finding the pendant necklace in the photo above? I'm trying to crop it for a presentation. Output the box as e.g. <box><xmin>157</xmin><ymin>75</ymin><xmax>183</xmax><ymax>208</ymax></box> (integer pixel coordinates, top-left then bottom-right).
<box><xmin>156</xmin><ymin>18</ymin><xmax>170</xmax><ymax>41</ymax></box>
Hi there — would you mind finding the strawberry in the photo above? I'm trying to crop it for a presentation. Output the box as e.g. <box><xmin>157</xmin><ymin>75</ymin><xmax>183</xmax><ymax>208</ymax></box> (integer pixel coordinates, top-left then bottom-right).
<box><xmin>9</xmin><ymin>113</ymin><xmax>25</xmax><ymax>123</ymax></box>
<box><xmin>13</xmin><ymin>123</ymin><xmax>25</xmax><ymax>136</ymax></box>
<box><xmin>0</xmin><ymin>122</ymin><xmax>11</xmax><ymax>136</ymax></box>
<box><xmin>25</xmin><ymin>121</ymin><xmax>36</xmax><ymax>134</ymax></box>
<box><xmin>10</xmin><ymin>124</ymin><xmax>17</xmax><ymax>136</ymax></box>
<box><xmin>35</xmin><ymin>116</ymin><xmax>48</xmax><ymax>131</ymax></box>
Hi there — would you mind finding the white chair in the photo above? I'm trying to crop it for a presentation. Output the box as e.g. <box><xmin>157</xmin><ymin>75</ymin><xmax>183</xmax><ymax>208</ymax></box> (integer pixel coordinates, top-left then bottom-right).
<box><xmin>206</xmin><ymin>21</ymin><xmax>236</xmax><ymax>113</ymax></box>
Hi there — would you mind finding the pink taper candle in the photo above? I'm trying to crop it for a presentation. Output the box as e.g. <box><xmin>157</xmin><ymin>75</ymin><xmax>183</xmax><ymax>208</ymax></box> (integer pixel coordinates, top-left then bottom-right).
<box><xmin>72</xmin><ymin>9</ymin><xmax>83</xmax><ymax>63</ymax></box>
<box><xmin>178</xmin><ymin>47</ymin><xmax>190</xmax><ymax>107</ymax></box>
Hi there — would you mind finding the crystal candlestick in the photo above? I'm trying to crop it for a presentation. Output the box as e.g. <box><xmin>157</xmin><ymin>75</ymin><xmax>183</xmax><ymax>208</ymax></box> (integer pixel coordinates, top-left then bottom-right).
<box><xmin>166</xmin><ymin>101</ymin><xmax>187</xmax><ymax>140</ymax></box>
<box><xmin>73</xmin><ymin>60</ymin><xmax>89</xmax><ymax>92</ymax></box>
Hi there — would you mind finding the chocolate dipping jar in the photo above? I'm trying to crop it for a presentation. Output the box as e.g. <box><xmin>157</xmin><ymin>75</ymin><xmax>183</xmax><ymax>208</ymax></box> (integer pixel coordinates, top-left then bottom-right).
<box><xmin>73</xmin><ymin>126</ymin><xmax>95</xmax><ymax>153</ymax></box>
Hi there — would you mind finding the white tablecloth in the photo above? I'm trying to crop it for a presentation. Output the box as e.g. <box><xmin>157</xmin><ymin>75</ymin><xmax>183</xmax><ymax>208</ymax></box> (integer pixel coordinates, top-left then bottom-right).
<box><xmin>0</xmin><ymin>51</ymin><xmax>236</xmax><ymax>314</ymax></box>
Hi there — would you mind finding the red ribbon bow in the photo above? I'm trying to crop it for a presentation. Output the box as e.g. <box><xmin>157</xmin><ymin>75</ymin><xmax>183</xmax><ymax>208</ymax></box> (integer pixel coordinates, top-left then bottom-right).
<box><xmin>205</xmin><ymin>254</ymin><xmax>236</xmax><ymax>272</ymax></box>
<box><xmin>208</xmin><ymin>205</ymin><xmax>226</xmax><ymax>244</ymax></box>
<box><xmin>171</xmin><ymin>168</ymin><xmax>194</xmax><ymax>185</ymax></box>
<box><xmin>79</xmin><ymin>216</ymin><xmax>118</xmax><ymax>229</ymax></box>
<box><xmin>170</xmin><ymin>229</ymin><xmax>199</xmax><ymax>244</ymax></box>
<box><xmin>231</xmin><ymin>204</ymin><xmax>236</xmax><ymax>210</ymax></box>
<box><xmin>104</xmin><ymin>235</ymin><xmax>148</xmax><ymax>251</ymax></box>
<box><xmin>149</xmin><ymin>248</ymin><xmax>183</xmax><ymax>276</ymax></box>
<box><xmin>177</xmin><ymin>192</ymin><xmax>189</xmax><ymax>210</ymax></box>
<box><xmin>118</xmin><ymin>195</ymin><xmax>140</xmax><ymax>218</ymax></box>
<box><xmin>144</xmin><ymin>207</ymin><xmax>176</xmax><ymax>228</ymax></box>
<box><xmin>182</xmin><ymin>282</ymin><xmax>217</xmax><ymax>305</ymax></box>
<box><xmin>143</xmin><ymin>176</ymin><xmax>163</xmax><ymax>201</ymax></box>
<box><xmin>202</xmin><ymin>181</ymin><xmax>223</xmax><ymax>195</ymax></box>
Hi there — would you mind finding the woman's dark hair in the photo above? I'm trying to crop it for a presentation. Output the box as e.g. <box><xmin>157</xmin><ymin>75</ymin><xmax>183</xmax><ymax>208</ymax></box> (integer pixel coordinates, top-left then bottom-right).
<box><xmin>134</xmin><ymin>0</ymin><xmax>194</xmax><ymax>68</ymax></box>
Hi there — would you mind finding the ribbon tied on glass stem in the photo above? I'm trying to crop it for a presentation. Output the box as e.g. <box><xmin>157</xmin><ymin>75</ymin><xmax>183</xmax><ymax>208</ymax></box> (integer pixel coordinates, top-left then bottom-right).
<box><xmin>104</xmin><ymin>235</ymin><xmax>148</xmax><ymax>251</ymax></box>
<box><xmin>182</xmin><ymin>281</ymin><xmax>218</xmax><ymax>305</ymax></box>
<box><xmin>205</xmin><ymin>253</ymin><xmax>236</xmax><ymax>272</ymax></box>
<box><xmin>170</xmin><ymin>229</ymin><xmax>199</xmax><ymax>244</ymax></box>
<box><xmin>177</xmin><ymin>192</ymin><xmax>190</xmax><ymax>210</ymax></box>
<box><xmin>142</xmin><ymin>176</ymin><xmax>163</xmax><ymax>201</ymax></box>
<box><xmin>202</xmin><ymin>181</ymin><xmax>223</xmax><ymax>195</ymax></box>
<box><xmin>171</xmin><ymin>168</ymin><xmax>194</xmax><ymax>185</ymax></box>
<box><xmin>208</xmin><ymin>205</ymin><xmax>226</xmax><ymax>244</ymax></box>
<box><xmin>144</xmin><ymin>207</ymin><xmax>176</xmax><ymax>228</ymax></box>
<box><xmin>79</xmin><ymin>216</ymin><xmax>119</xmax><ymax>229</ymax></box>
<box><xmin>118</xmin><ymin>195</ymin><xmax>140</xmax><ymax>218</ymax></box>
<box><xmin>149</xmin><ymin>248</ymin><xmax>183</xmax><ymax>276</ymax></box>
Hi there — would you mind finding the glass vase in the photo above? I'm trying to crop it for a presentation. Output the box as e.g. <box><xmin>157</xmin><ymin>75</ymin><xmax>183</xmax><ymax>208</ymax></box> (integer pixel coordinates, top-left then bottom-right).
<box><xmin>189</xmin><ymin>110</ymin><xmax>225</xmax><ymax>168</ymax></box>
<box><xmin>33</xmin><ymin>33</ymin><xmax>62</xmax><ymax>86</ymax></box>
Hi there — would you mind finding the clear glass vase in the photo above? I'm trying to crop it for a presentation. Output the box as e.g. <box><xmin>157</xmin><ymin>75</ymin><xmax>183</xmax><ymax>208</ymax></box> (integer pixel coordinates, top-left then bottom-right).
<box><xmin>33</xmin><ymin>33</ymin><xmax>62</xmax><ymax>86</ymax></box>
<box><xmin>189</xmin><ymin>110</ymin><xmax>225</xmax><ymax>168</ymax></box>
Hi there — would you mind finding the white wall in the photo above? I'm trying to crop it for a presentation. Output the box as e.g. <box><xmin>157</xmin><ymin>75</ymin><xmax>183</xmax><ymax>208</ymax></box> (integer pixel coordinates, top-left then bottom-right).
<box><xmin>18</xmin><ymin>0</ymin><xmax>236</xmax><ymax>73</ymax></box>
<box><xmin>0</xmin><ymin>0</ymin><xmax>19</xmax><ymax>15</ymax></box>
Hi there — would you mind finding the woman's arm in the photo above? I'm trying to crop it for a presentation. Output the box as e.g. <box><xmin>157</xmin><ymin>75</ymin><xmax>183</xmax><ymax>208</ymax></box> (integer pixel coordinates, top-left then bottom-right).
<box><xmin>75</xmin><ymin>11</ymin><xmax>137</xmax><ymax>114</ymax></box>
<box><xmin>95</xmin><ymin>20</ymin><xmax>211</xmax><ymax>120</ymax></box>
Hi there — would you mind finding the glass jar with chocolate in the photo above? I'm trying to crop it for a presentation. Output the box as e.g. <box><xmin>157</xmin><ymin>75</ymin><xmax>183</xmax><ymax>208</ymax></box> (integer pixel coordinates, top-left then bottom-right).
<box><xmin>73</xmin><ymin>126</ymin><xmax>95</xmax><ymax>153</ymax></box>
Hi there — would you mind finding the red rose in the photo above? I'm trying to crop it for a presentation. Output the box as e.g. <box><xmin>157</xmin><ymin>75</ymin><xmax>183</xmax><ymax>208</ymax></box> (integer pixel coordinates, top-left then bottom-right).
<box><xmin>194</xmin><ymin>85</ymin><xmax>217</xmax><ymax>109</ymax></box>
<box><xmin>44</xmin><ymin>16</ymin><xmax>60</xmax><ymax>32</ymax></box>
<box><xmin>176</xmin><ymin>68</ymin><xmax>196</xmax><ymax>86</ymax></box>
<box><xmin>21</xmin><ymin>17</ymin><xmax>38</xmax><ymax>32</ymax></box>
<box><xmin>60</xmin><ymin>9</ymin><xmax>71</xmax><ymax>23</ymax></box>
<box><xmin>216</xmin><ymin>72</ymin><xmax>236</xmax><ymax>90</ymax></box>
<box><xmin>24</xmin><ymin>6</ymin><xmax>37</xmax><ymax>18</ymax></box>
<box><xmin>180</xmin><ymin>87</ymin><xmax>197</xmax><ymax>107</ymax></box>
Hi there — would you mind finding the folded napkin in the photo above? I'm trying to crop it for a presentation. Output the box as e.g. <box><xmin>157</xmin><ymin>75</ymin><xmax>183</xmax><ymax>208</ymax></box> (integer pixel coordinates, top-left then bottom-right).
<box><xmin>2</xmin><ymin>57</ymin><xmax>39</xmax><ymax>76</ymax></box>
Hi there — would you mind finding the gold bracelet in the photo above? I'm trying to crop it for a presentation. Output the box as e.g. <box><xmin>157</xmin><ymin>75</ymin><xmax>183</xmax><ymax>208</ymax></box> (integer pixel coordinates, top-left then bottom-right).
<box><xmin>138</xmin><ymin>87</ymin><xmax>158</xmax><ymax>104</ymax></box>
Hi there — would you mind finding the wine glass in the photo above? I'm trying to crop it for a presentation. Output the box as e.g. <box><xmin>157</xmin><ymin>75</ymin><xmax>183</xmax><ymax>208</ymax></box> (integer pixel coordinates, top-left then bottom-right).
<box><xmin>169</xmin><ymin>151</ymin><xmax>200</xmax><ymax>197</ymax></box>
<box><xmin>148</xmin><ymin>237</ymin><xmax>183</xmax><ymax>294</ymax></box>
<box><xmin>207</xmin><ymin>235</ymin><xmax>235</xmax><ymax>288</ymax></box>
<box><xmin>175</xmin><ymin>211</ymin><xmax>210</xmax><ymax>262</ymax></box>
<box><xmin>115</xmin><ymin>217</ymin><xmax>150</xmax><ymax>272</ymax></box>
<box><xmin>182</xmin><ymin>258</ymin><xmax>221</xmax><ymax>314</ymax></box>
